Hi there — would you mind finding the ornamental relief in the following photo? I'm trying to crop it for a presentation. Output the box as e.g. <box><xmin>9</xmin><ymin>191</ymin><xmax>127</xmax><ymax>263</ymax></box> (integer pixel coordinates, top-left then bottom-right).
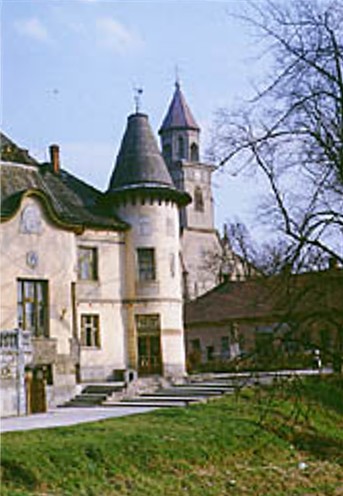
<box><xmin>20</xmin><ymin>205</ymin><xmax>43</xmax><ymax>235</ymax></box>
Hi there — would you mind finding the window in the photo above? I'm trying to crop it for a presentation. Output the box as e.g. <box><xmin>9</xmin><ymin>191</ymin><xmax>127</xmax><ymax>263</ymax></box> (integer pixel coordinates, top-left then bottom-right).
<box><xmin>17</xmin><ymin>279</ymin><xmax>49</xmax><ymax>337</ymax></box>
<box><xmin>78</xmin><ymin>247</ymin><xmax>98</xmax><ymax>280</ymax></box>
<box><xmin>190</xmin><ymin>143</ymin><xmax>199</xmax><ymax>162</ymax></box>
<box><xmin>194</xmin><ymin>186</ymin><xmax>204</xmax><ymax>212</ymax></box>
<box><xmin>81</xmin><ymin>314</ymin><xmax>100</xmax><ymax>347</ymax></box>
<box><xmin>137</xmin><ymin>248</ymin><xmax>156</xmax><ymax>281</ymax></box>
<box><xmin>139</xmin><ymin>216</ymin><xmax>151</xmax><ymax>236</ymax></box>
<box><xmin>221</xmin><ymin>336</ymin><xmax>230</xmax><ymax>358</ymax></box>
<box><xmin>136</xmin><ymin>314</ymin><xmax>160</xmax><ymax>334</ymax></box>
<box><xmin>191</xmin><ymin>339</ymin><xmax>201</xmax><ymax>352</ymax></box>
<box><xmin>178</xmin><ymin>136</ymin><xmax>185</xmax><ymax>159</ymax></box>
<box><xmin>207</xmin><ymin>346</ymin><xmax>214</xmax><ymax>361</ymax></box>
<box><xmin>163</xmin><ymin>144</ymin><xmax>172</xmax><ymax>162</ymax></box>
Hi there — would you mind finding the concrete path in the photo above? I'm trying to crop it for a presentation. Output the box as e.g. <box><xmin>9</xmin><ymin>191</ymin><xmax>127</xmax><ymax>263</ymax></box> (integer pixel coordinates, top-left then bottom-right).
<box><xmin>0</xmin><ymin>406</ymin><xmax>157</xmax><ymax>433</ymax></box>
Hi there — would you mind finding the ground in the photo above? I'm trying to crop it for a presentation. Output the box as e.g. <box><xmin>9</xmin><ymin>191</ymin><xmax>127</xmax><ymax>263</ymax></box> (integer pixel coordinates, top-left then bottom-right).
<box><xmin>1</xmin><ymin>375</ymin><xmax>342</xmax><ymax>496</ymax></box>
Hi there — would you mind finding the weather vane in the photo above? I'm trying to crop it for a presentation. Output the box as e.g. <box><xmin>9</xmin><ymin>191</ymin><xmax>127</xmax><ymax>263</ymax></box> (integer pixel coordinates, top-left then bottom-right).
<box><xmin>134</xmin><ymin>87</ymin><xmax>143</xmax><ymax>113</ymax></box>
<box><xmin>175</xmin><ymin>65</ymin><xmax>181</xmax><ymax>88</ymax></box>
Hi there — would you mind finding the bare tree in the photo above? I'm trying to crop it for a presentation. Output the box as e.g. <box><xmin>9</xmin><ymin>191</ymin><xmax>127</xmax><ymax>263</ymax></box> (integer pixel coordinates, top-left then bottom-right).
<box><xmin>210</xmin><ymin>0</ymin><xmax>343</xmax><ymax>267</ymax></box>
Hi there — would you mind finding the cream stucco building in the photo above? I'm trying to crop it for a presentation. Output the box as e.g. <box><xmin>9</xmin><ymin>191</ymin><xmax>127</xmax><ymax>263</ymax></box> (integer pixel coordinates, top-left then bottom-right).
<box><xmin>0</xmin><ymin>85</ymin><xmax>241</xmax><ymax>417</ymax></box>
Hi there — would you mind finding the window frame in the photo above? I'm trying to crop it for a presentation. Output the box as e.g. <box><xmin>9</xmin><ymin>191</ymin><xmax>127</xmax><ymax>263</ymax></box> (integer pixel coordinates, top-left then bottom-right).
<box><xmin>190</xmin><ymin>143</ymin><xmax>199</xmax><ymax>162</ymax></box>
<box><xmin>137</xmin><ymin>247</ymin><xmax>156</xmax><ymax>282</ymax></box>
<box><xmin>77</xmin><ymin>246</ymin><xmax>98</xmax><ymax>281</ymax></box>
<box><xmin>194</xmin><ymin>186</ymin><xmax>204</xmax><ymax>212</ymax></box>
<box><xmin>80</xmin><ymin>314</ymin><xmax>101</xmax><ymax>348</ymax></box>
<box><xmin>17</xmin><ymin>279</ymin><xmax>49</xmax><ymax>338</ymax></box>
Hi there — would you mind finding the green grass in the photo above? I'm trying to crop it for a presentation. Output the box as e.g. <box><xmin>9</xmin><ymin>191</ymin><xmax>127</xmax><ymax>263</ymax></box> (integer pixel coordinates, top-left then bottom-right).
<box><xmin>1</xmin><ymin>376</ymin><xmax>343</xmax><ymax>496</ymax></box>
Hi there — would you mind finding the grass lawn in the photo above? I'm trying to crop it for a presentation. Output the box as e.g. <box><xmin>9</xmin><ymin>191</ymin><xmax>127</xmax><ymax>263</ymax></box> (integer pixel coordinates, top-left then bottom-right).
<box><xmin>1</xmin><ymin>375</ymin><xmax>343</xmax><ymax>496</ymax></box>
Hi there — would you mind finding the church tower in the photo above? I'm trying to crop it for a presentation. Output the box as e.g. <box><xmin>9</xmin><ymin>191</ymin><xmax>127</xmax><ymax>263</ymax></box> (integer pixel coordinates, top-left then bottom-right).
<box><xmin>159</xmin><ymin>83</ymin><xmax>221</xmax><ymax>299</ymax></box>
<box><xmin>107</xmin><ymin>111</ymin><xmax>190</xmax><ymax>379</ymax></box>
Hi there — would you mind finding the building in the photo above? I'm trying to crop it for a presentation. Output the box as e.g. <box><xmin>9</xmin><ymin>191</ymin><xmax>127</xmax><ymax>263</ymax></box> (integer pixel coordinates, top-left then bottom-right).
<box><xmin>0</xmin><ymin>95</ymin><xmax>192</xmax><ymax>416</ymax></box>
<box><xmin>184</xmin><ymin>266</ymin><xmax>343</xmax><ymax>370</ymax></box>
<box><xmin>0</xmin><ymin>84</ymin><xmax>246</xmax><ymax>417</ymax></box>
<box><xmin>159</xmin><ymin>82</ymin><xmax>245</xmax><ymax>299</ymax></box>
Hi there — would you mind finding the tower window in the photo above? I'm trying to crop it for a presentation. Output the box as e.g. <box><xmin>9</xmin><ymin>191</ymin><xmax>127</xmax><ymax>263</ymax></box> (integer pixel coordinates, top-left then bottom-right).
<box><xmin>190</xmin><ymin>143</ymin><xmax>199</xmax><ymax>162</ymax></box>
<box><xmin>194</xmin><ymin>186</ymin><xmax>204</xmax><ymax>212</ymax></box>
<box><xmin>163</xmin><ymin>144</ymin><xmax>172</xmax><ymax>162</ymax></box>
<box><xmin>178</xmin><ymin>136</ymin><xmax>185</xmax><ymax>159</ymax></box>
<box><xmin>137</xmin><ymin>248</ymin><xmax>156</xmax><ymax>281</ymax></box>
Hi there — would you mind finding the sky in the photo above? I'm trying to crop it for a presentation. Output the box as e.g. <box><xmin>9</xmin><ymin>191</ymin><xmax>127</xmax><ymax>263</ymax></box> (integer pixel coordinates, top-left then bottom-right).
<box><xmin>1</xmin><ymin>0</ymin><xmax>270</xmax><ymax>237</ymax></box>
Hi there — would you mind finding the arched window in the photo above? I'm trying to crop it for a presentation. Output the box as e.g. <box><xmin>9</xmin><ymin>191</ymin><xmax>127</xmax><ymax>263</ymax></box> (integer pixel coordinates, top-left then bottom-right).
<box><xmin>190</xmin><ymin>143</ymin><xmax>199</xmax><ymax>162</ymax></box>
<box><xmin>178</xmin><ymin>136</ymin><xmax>185</xmax><ymax>159</ymax></box>
<box><xmin>194</xmin><ymin>186</ymin><xmax>204</xmax><ymax>212</ymax></box>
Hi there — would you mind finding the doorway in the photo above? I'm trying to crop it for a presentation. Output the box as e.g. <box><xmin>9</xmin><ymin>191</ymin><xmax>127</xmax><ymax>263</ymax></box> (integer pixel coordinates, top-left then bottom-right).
<box><xmin>136</xmin><ymin>314</ymin><xmax>162</xmax><ymax>376</ymax></box>
<box><xmin>25</xmin><ymin>367</ymin><xmax>47</xmax><ymax>414</ymax></box>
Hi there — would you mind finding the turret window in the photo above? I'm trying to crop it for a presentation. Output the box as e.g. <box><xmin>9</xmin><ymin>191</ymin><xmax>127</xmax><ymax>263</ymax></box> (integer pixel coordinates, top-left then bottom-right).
<box><xmin>190</xmin><ymin>143</ymin><xmax>199</xmax><ymax>162</ymax></box>
<box><xmin>137</xmin><ymin>248</ymin><xmax>156</xmax><ymax>281</ymax></box>
<box><xmin>194</xmin><ymin>186</ymin><xmax>204</xmax><ymax>212</ymax></box>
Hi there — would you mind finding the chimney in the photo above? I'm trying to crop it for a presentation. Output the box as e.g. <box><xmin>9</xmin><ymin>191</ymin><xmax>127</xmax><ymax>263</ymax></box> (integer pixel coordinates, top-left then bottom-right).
<box><xmin>49</xmin><ymin>144</ymin><xmax>60</xmax><ymax>174</ymax></box>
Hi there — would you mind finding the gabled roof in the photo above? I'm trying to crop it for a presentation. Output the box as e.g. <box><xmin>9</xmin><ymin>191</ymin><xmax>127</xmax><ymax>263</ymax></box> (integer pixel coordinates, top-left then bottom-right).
<box><xmin>184</xmin><ymin>269</ymin><xmax>343</xmax><ymax>326</ymax></box>
<box><xmin>107</xmin><ymin>113</ymin><xmax>191</xmax><ymax>206</ymax></box>
<box><xmin>0</xmin><ymin>134</ymin><xmax>128</xmax><ymax>232</ymax></box>
<box><xmin>159</xmin><ymin>82</ymin><xmax>200</xmax><ymax>133</ymax></box>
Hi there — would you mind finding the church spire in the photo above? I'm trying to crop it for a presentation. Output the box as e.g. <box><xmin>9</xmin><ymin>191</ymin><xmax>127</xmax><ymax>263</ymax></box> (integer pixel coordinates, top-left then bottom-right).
<box><xmin>159</xmin><ymin>82</ymin><xmax>200</xmax><ymax>134</ymax></box>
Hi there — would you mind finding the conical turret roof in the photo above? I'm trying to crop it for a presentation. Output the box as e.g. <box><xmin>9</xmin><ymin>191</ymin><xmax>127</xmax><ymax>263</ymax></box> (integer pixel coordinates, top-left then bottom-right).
<box><xmin>159</xmin><ymin>82</ymin><xmax>200</xmax><ymax>133</ymax></box>
<box><xmin>108</xmin><ymin>112</ymin><xmax>191</xmax><ymax>206</ymax></box>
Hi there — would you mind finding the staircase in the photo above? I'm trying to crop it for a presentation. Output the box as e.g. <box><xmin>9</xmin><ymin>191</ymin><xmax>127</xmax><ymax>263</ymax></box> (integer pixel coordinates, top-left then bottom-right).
<box><xmin>62</xmin><ymin>382</ymin><xmax>126</xmax><ymax>407</ymax></box>
<box><xmin>61</xmin><ymin>374</ymin><xmax>243</xmax><ymax>410</ymax></box>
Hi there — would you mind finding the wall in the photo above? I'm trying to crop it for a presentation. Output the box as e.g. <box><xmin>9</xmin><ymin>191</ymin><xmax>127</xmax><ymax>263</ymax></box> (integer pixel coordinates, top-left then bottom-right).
<box><xmin>76</xmin><ymin>229</ymin><xmax>127</xmax><ymax>381</ymax></box>
<box><xmin>0</xmin><ymin>196</ymin><xmax>77</xmax><ymax>411</ymax></box>
<box><xmin>115</xmin><ymin>197</ymin><xmax>186</xmax><ymax>378</ymax></box>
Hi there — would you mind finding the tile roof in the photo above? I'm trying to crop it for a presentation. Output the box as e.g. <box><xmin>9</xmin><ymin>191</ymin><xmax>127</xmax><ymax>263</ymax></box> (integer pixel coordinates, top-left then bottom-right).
<box><xmin>1</xmin><ymin>131</ymin><xmax>38</xmax><ymax>166</ymax></box>
<box><xmin>184</xmin><ymin>269</ymin><xmax>343</xmax><ymax>325</ymax></box>
<box><xmin>107</xmin><ymin>113</ymin><xmax>191</xmax><ymax>206</ymax></box>
<box><xmin>1</xmin><ymin>158</ymin><xmax>128</xmax><ymax>232</ymax></box>
<box><xmin>159</xmin><ymin>82</ymin><xmax>200</xmax><ymax>133</ymax></box>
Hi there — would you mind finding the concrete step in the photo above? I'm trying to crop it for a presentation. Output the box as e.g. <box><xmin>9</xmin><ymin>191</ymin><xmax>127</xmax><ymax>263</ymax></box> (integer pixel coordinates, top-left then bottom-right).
<box><xmin>142</xmin><ymin>389</ymin><xmax>217</xmax><ymax>398</ymax></box>
<box><xmin>61</xmin><ymin>382</ymin><xmax>126</xmax><ymax>408</ymax></box>
<box><xmin>122</xmin><ymin>396</ymin><xmax>202</xmax><ymax>405</ymax></box>
<box><xmin>188</xmin><ymin>382</ymin><xmax>235</xmax><ymax>389</ymax></box>
<box><xmin>103</xmin><ymin>400</ymin><xmax>186</xmax><ymax>408</ymax></box>
<box><xmin>140</xmin><ymin>394</ymin><xmax>203</xmax><ymax>402</ymax></box>
<box><xmin>167</xmin><ymin>387</ymin><xmax>226</xmax><ymax>395</ymax></box>
<box><xmin>82</xmin><ymin>384</ymin><xmax>125</xmax><ymax>394</ymax></box>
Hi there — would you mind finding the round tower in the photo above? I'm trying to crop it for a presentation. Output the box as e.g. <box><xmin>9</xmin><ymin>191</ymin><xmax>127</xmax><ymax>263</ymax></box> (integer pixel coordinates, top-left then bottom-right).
<box><xmin>107</xmin><ymin>112</ymin><xmax>190</xmax><ymax>379</ymax></box>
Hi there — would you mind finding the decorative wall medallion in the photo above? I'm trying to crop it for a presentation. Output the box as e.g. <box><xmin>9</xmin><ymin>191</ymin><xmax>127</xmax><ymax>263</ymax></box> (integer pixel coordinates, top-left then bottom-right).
<box><xmin>26</xmin><ymin>251</ymin><xmax>39</xmax><ymax>269</ymax></box>
<box><xmin>20</xmin><ymin>205</ymin><xmax>43</xmax><ymax>235</ymax></box>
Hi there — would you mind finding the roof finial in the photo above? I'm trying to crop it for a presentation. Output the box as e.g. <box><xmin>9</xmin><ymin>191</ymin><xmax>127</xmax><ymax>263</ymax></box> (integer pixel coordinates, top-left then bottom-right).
<box><xmin>134</xmin><ymin>87</ymin><xmax>143</xmax><ymax>113</ymax></box>
<box><xmin>175</xmin><ymin>65</ymin><xmax>181</xmax><ymax>89</ymax></box>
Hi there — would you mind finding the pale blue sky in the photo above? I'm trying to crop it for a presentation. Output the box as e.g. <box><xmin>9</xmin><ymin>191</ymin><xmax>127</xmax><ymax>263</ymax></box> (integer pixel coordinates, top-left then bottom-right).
<box><xmin>2</xmin><ymin>0</ymin><xmax>269</xmax><ymax>235</ymax></box>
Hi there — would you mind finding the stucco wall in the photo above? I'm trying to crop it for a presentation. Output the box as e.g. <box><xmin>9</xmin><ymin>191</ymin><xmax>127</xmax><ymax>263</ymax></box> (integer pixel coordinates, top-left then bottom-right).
<box><xmin>116</xmin><ymin>198</ymin><xmax>186</xmax><ymax>378</ymax></box>
<box><xmin>76</xmin><ymin>229</ymin><xmax>127</xmax><ymax>381</ymax></box>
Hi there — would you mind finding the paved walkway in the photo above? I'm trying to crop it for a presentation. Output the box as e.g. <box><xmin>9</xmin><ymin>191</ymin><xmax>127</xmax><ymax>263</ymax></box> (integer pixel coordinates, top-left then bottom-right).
<box><xmin>0</xmin><ymin>406</ymin><xmax>157</xmax><ymax>433</ymax></box>
<box><xmin>1</xmin><ymin>369</ymin><xmax>329</xmax><ymax>434</ymax></box>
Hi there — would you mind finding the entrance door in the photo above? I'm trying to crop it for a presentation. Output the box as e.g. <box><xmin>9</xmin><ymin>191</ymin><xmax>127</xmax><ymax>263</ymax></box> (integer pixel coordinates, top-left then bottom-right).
<box><xmin>136</xmin><ymin>314</ymin><xmax>162</xmax><ymax>376</ymax></box>
<box><xmin>25</xmin><ymin>367</ymin><xmax>47</xmax><ymax>414</ymax></box>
